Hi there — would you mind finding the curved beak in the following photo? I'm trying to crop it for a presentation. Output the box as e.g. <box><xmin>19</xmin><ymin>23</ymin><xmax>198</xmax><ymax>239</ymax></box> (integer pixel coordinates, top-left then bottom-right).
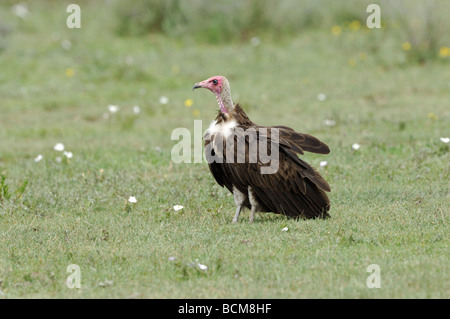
<box><xmin>193</xmin><ymin>79</ymin><xmax>208</xmax><ymax>91</ymax></box>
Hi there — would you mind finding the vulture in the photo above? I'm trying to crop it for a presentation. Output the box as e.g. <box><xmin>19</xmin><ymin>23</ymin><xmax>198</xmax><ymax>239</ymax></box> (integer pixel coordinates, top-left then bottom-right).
<box><xmin>193</xmin><ymin>75</ymin><xmax>331</xmax><ymax>223</ymax></box>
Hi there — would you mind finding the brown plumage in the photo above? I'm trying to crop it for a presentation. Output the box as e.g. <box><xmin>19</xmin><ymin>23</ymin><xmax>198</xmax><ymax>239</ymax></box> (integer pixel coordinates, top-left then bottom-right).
<box><xmin>193</xmin><ymin>76</ymin><xmax>331</xmax><ymax>223</ymax></box>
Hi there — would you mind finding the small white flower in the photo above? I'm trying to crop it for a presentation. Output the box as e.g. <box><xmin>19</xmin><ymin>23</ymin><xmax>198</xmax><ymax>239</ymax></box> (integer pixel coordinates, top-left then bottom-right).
<box><xmin>61</xmin><ymin>39</ymin><xmax>72</xmax><ymax>50</ymax></box>
<box><xmin>34</xmin><ymin>154</ymin><xmax>43</xmax><ymax>163</ymax></box>
<box><xmin>282</xmin><ymin>227</ymin><xmax>289</xmax><ymax>232</ymax></box>
<box><xmin>250</xmin><ymin>37</ymin><xmax>261</xmax><ymax>47</ymax></box>
<box><xmin>12</xmin><ymin>3</ymin><xmax>29</xmax><ymax>18</ymax></box>
<box><xmin>352</xmin><ymin>143</ymin><xmax>361</xmax><ymax>150</ymax></box>
<box><xmin>98</xmin><ymin>280</ymin><xmax>113</xmax><ymax>287</ymax></box>
<box><xmin>168</xmin><ymin>256</ymin><xmax>176</xmax><ymax>261</ymax></box>
<box><xmin>54</xmin><ymin>143</ymin><xmax>65</xmax><ymax>152</ymax></box>
<box><xmin>108</xmin><ymin>105</ymin><xmax>119</xmax><ymax>113</ymax></box>
<box><xmin>63</xmin><ymin>151</ymin><xmax>73</xmax><ymax>159</ymax></box>
<box><xmin>440</xmin><ymin>137</ymin><xmax>450</xmax><ymax>144</ymax></box>
<box><xmin>197</xmin><ymin>263</ymin><xmax>208</xmax><ymax>271</ymax></box>
<box><xmin>320</xmin><ymin>161</ymin><xmax>328</xmax><ymax>167</ymax></box>
<box><xmin>124</xmin><ymin>55</ymin><xmax>134</xmax><ymax>65</ymax></box>
<box><xmin>133</xmin><ymin>105</ymin><xmax>141</xmax><ymax>114</ymax></box>
<box><xmin>323</xmin><ymin>119</ymin><xmax>336</xmax><ymax>126</ymax></box>
<box><xmin>55</xmin><ymin>156</ymin><xmax>62</xmax><ymax>163</ymax></box>
<box><xmin>173</xmin><ymin>205</ymin><xmax>184</xmax><ymax>211</ymax></box>
<box><xmin>317</xmin><ymin>93</ymin><xmax>327</xmax><ymax>101</ymax></box>
<box><xmin>128</xmin><ymin>196</ymin><xmax>137</xmax><ymax>203</ymax></box>
<box><xmin>159</xmin><ymin>96</ymin><xmax>169</xmax><ymax>105</ymax></box>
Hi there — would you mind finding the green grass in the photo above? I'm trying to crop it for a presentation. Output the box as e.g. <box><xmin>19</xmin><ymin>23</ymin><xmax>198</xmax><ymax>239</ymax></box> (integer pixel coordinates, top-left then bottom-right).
<box><xmin>0</xmin><ymin>1</ymin><xmax>448</xmax><ymax>298</ymax></box>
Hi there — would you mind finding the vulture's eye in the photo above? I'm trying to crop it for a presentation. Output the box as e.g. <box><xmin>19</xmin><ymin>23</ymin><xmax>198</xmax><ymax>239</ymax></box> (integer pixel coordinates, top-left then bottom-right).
<box><xmin>212</xmin><ymin>79</ymin><xmax>218</xmax><ymax>85</ymax></box>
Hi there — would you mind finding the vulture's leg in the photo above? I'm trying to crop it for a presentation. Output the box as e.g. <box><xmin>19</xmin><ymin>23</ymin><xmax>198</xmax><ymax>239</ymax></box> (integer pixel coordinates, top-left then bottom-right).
<box><xmin>232</xmin><ymin>205</ymin><xmax>242</xmax><ymax>223</ymax></box>
<box><xmin>232</xmin><ymin>186</ymin><xmax>246</xmax><ymax>224</ymax></box>
<box><xmin>249</xmin><ymin>205</ymin><xmax>256</xmax><ymax>223</ymax></box>
<box><xmin>248</xmin><ymin>187</ymin><xmax>258</xmax><ymax>223</ymax></box>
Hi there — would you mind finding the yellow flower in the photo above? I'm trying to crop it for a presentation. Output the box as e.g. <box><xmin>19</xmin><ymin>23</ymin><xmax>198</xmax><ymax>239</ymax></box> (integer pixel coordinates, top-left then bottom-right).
<box><xmin>402</xmin><ymin>42</ymin><xmax>411</xmax><ymax>51</ymax></box>
<box><xmin>192</xmin><ymin>109</ymin><xmax>200</xmax><ymax>117</ymax></box>
<box><xmin>427</xmin><ymin>112</ymin><xmax>437</xmax><ymax>120</ymax></box>
<box><xmin>349</xmin><ymin>20</ymin><xmax>361</xmax><ymax>31</ymax></box>
<box><xmin>184</xmin><ymin>99</ymin><xmax>193</xmax><ymax>107</ymax></box>
<box><xmin>331</xmin><ymin>25</ymin><xmax>342</xmax><ymax>36</ymax></box>
<box><xmin>172</xmin><ymin>65</ymin><xmax>180</xmax><ymax>74</ymax></box>
<box><xmin>348</xmin><ymin>58</ymin><xmax>357</xmax><ymax>67</ymax></box>
<box><xmin>65</xmin><ymin>68</ymin><xmax>75</xmax><ymax>77</ymax></box>
<box><xmin>438</xmin><ymin>46</ymin><xmax>450</xmax><ymax>58</ymax></box>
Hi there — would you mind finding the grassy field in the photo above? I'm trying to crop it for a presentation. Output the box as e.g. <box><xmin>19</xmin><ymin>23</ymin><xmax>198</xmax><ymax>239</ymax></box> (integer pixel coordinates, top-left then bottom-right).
<box><xmin>0</xmin><ymin>1</ymin><xmax>449</xmax><ymax>298</ymax></box>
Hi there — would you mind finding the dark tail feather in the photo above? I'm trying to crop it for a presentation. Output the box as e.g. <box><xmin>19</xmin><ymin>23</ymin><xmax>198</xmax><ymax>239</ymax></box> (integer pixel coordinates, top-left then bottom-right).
<box><xmin>301</xmin><ymin>179</ymin><xmax>330</xmax><ymax>218</ymax></box>
<box><xmin>254</xmin><ymin>180</ymin><xmax>330</xmax><ymax>219</ymax></box>
<box><xmin>275</xmin><ymin>127</ymin><xmax>330</xmax><ymax>155</ymax></box>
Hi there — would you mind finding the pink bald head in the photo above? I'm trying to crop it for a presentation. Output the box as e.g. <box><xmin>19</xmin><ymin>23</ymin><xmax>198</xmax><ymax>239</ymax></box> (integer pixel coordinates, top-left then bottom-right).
<box><xmin>192</xmin><ymin>75</ymin><xmax>225</xmax><ymax>95</ymax></box>
<box><xmin>193</xmin><ymin>75</ymin><xmax>234</xmax><ymax>114</ymax></box>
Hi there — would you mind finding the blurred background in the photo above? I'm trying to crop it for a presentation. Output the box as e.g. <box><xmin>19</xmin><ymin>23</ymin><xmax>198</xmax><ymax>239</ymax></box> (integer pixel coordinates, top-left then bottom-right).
<box><xmin>1</xmin><ymin>0</ymin><xmax>449</xmax><ymax>166</ymax></box>
<box><xmin>0</xmin><ymin>0</ymin><xmax>449</xmax><ymax>299</ymax></box>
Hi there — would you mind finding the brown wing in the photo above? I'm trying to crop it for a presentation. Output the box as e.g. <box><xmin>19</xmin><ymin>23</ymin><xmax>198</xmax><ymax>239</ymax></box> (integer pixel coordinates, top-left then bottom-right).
<box><xmin>272</xmin><ymin>125</ymin><xmax>330</xmax><ymax>155</ymax></box>
<box><xmin>223</xmin><ymin>125</ymin><xmax>331</xmax><ymax>218</ymax></box>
